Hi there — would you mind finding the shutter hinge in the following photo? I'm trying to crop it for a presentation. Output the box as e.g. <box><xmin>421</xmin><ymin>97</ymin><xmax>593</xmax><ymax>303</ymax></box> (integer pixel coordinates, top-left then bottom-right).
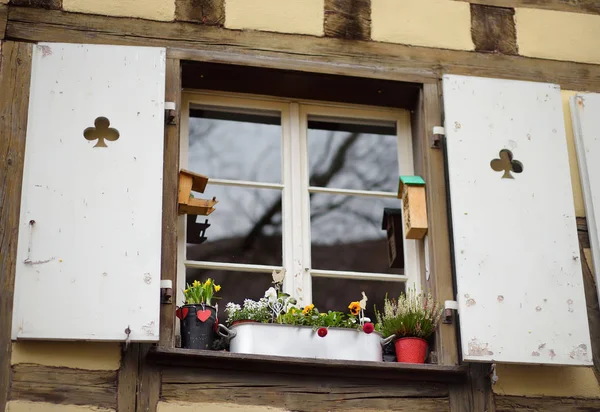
<box><xmin>443</xmin><ymin>300</ymin><xmax>458</xmax><ymax>324</ymax></box>
<box><xmin>431</xmin><ymin>126</ymin><xmax>445</xmax><ymax>149</ymax></box>
<box><xmin>160</xmin><ymin>279</ymin><xmax>173</xmax><ymax>304</ymax></box>
<box><xmin>165</xmin><ymin>101</ymin><xmax>177</xmax><ymax>126</ymax></box>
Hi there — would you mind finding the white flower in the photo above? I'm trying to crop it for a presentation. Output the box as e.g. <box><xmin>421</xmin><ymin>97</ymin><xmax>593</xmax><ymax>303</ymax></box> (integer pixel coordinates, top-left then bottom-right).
<box><xmin>360</xmin><ymin>317</ymin><xmax>371</xmax><ymax>323</ymax></box>
<box><xmin>264</xmin><ymin>287</ymin><xmax>278</xmax><ymax>302</ymax></box>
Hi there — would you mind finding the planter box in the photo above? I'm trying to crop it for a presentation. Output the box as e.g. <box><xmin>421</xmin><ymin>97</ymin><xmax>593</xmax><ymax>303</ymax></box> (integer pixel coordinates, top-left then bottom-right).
<box><xmin>228</xmin><ymin>323</ymin><xmax>383</xmax><ymax>362</ymax></box>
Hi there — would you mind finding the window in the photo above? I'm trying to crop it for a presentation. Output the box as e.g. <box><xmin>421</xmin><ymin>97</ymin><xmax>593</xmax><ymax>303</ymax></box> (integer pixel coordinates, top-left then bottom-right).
<box><xmin>179</xmin><ymin>92</ymin><xmax>419</xmax><ymax>319</ymax></box>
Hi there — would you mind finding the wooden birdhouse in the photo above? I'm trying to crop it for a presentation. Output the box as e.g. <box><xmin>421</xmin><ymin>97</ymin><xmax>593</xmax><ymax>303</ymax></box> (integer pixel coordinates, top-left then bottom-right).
<box><xmin>398</xmin><ymin>176</ymin><xmax>428</xmax><ymax>240</ymax></box>
<box><xmin>178</xmin><ymin>169</ymin><xmax>218</xmax><ymax>216</ymax></box>
<box><xmin>381</xmin><ymin>208</ymin><xmax>405</xmax><ymax>269</ymax></box>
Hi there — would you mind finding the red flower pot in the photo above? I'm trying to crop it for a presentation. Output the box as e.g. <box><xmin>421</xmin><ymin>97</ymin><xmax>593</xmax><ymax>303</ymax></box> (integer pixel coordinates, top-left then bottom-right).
<box><xmin>394</xmin><ymin>337</ymin><xmax>428</xmax><ymax>363</ymax></box>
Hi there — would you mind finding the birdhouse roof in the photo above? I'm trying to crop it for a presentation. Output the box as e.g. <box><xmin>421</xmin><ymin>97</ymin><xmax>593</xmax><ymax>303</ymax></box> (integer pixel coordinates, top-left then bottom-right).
<box><xmin>397</xmin><ymin>175</ymin><xmax>425</xmax><ymax>197</ymax></box>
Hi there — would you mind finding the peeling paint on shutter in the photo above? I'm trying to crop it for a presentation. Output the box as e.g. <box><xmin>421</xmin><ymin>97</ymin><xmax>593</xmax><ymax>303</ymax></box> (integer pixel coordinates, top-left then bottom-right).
<box><xmin>443</xmin><ymin>75</ymin><xmax>591</xmax><ymax>365</ymax></box>
<box><xmin>12</xmin><ymin>43</ymin><xmax>166</xmax><ymax>341</ymax></box>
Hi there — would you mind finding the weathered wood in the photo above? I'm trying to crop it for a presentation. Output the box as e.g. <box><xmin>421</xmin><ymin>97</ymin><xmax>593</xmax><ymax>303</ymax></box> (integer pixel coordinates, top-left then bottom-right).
<box><xmin>0</xmin><ymin>41</ymin><xmax>32</xmax><ymax>412</ymax></box>
<box><xmin>8</xmin><ymin>7</ymin><xmax>600</xmax><ymax>92</ymax></box>
<box><xmin>162</xmin><ymin>366</ymin><xmax>449</xmax><ymax>411</ymax></box>
<box><xmin>495</xmin><ymin>395</ymin><xmax>600</xmax><ymax>411</ymax></box>
<box><xmin>455</xmin><ymin>0</ymin><xmax>600</xmax><ymax>15</ymax></box>
<box><xmin>175</xmin><ymin>0</ymin><xmax>224</xmax><ymax>25</ymax></box>
<box><xmin>160</xmin><ymin>58</ymin><xmax>181</xmax><ymax>348</ymax></box>
<box><xmin>137</xmin><ymin>344</ymin><xmax>160</xmax><ymax>412</ymax></box>
<box><xmin>470</xmin><ymin>4</ymin><xmax>517</xmax><ymax>55</ymax></box>
<box><xmin>10</xmin><ymin>364</ymin><xmax>117</xmax><ymax>409</ymax></box>
<box><xmin>449</xmin><ymin>363</ymin><xmax>495</xmax><ymax>412</ymax></box>
<box><xmin>324</xmin><ymin>0</ymin><xmax>371</xmax><ymax>40</ymax></box>
<box><xmin>577</xmin><ymin>217</ymin><xmax>600</xmax><ymax>382</ymax></box>
<box><xmin>421</xmin><ymin>83</ymin><xmax>459</xmax><ymax>366</ymax></box>
<box><xmin>0</xmin><ymin>5</ymin><xmax>7</xmax><ymax>39</ymax></box>
<box><xmin>9</xmin><ymin>0</ymin><xmax>62</xmax><ymax>10</ymax></box>
<box><xmin>149</xmin><ymin>347</ymin><xmax>468</xmax><ymax>383</ymax></box>
<box><xmin>117</xmin><ymin>344</ymin><xmax>139</xmax><ymax>412</ymax></box>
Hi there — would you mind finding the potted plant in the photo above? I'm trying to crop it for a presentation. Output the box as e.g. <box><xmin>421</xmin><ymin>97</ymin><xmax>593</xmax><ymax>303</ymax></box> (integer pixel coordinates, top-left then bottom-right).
<box><xmin>375</xmin><ymin>287</ymin><xmax>443</xmax><ymax>363</ymax></box>
<box><xmin>218</xmin><ymin>271</ymin><xmax>383</xmax><ymax>361</ymax></box>
<box><xmin>176</xmin><ymin>278</ymin><xmax>221</xmax><ymax>350</ymax></box>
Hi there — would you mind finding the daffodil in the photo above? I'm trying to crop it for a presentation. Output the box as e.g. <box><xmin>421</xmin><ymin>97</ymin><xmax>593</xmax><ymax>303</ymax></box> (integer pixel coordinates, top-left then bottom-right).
<box><xmin>192</xmin><ymin>280</ymin><xmax>200</xmax><ymax>288</ymax></box>
<box><xmin>214</xmin><ymin>284</ymin><xmax>221</xmax><ymax>292</ymax></box>
<box><xmin>204</xmin><ymin>279</ymin><xmax>212</xmax><ymax>287</ymax></box>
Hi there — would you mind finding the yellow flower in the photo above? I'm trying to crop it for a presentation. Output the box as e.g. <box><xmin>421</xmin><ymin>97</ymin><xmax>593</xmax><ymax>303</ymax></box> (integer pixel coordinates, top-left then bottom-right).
<box><xmin>320</xmin><ymin>313</ymin><xmax>326</xmax><ymax>317</ymax></box>
<box><xmin>214</xmin><ymin>284</ymin><xmax>221</xmax><ymax>292</ymax></box>
<box><xmin>348</xmin><ymin>301</ymin><xmax>361</xmax><ymax>316</ymax></box>
<box><xmin>184</xmin><ymin>289</ymin><xmax>189</xmax><ymax>294</ymax></box>
<box><xmin>192</xmin><ymin>280</ymin><xmax>200</xmax><ymax>288</ymax></box>
<box><xmin>204</xmin><ymin>279</ymin><xmax>212</xmax><ymax>287</ymax></box>
<box><xmin>302</xmin><ymin>304</ymin><xmax>315</xmax><ymax>315</ymax></box>
<box><xmin>291</xmin><ymin>308</ymin><xmax>297</xmax><ymax>314</ymax></box>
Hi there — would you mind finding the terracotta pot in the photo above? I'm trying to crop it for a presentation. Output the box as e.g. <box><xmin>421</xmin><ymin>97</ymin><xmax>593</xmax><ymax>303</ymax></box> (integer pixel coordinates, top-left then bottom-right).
<box><xmin>394</xmin><ymin>337</ymin><xmax>428</xmax><ymax>363</ymax></box>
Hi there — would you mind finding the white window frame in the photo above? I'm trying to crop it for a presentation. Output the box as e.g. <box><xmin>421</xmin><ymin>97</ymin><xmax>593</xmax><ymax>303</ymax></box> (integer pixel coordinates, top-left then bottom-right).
<box><xmin>178</xmin><ymin>91</ymin><xmax>421</xmax><ymax>308</ymax></box>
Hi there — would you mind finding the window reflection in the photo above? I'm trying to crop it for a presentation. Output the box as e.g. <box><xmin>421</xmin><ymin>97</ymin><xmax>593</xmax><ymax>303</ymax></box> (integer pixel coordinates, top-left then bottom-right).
<box><xmin>307</xmin><ymin>119</ymin><xmax>399</xmax><ymax>192</ymax></box>
<box><xmin>188</xmin><ymin>108</ymin><xmax>282</xmax><ymax>183</ymax></box>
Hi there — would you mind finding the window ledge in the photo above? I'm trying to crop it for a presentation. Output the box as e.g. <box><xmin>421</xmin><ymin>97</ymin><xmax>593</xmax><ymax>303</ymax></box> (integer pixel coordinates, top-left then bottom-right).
<box><xmin>148</xmin><ymin>347</ymin><xmax>468</xmax><ymax>383</ymax></box>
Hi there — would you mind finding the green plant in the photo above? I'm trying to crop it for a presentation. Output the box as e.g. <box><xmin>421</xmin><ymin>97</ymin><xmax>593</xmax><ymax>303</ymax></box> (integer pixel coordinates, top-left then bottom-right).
<box><xmin>375</xmin><ymin>287</ymin><xmax>443</xmax><ymax>339</ymax></box>
<box><xmin>225</xmin><ymin>298</ymin><xmax>272</xmax><ymax>323</ymax></box>
<box><xmin>183</xmin><ymin>278</ymin><xmax>221</xmax><ymax>306</ymax></box>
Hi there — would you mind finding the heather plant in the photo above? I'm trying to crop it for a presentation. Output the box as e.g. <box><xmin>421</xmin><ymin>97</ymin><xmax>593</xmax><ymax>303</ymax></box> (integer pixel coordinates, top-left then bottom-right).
<box><xmin>375</xmin><ymin>286</ymin><xmax>443</xmax><ymax>339</ymax></box>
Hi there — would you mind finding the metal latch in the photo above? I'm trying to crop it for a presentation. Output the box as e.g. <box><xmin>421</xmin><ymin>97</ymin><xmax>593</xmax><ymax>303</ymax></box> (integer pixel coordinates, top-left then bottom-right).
<box><xmin>432</xmin><ymin>126</ymin><xmax>445</xmax><ymax>149</ymax></box>
<box><xmin>165</xmin><ymin>101</ymin><xmax>177</xmax><ymax>126</ymax></box>
<box><xmin>443</xmin><ymin>300</ymin><xmax>458</xmax><ymax>324</ymax></box>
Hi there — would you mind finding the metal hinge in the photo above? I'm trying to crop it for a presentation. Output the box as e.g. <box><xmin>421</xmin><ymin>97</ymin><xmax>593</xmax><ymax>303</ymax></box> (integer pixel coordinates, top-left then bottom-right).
<box><xmin>443</xmin><ymin>300</ymin><xmax>458</xmax><ymax>324</ymax></box>
<box><xmin>165</xmin><ymin>101</ymin><xmax>177</xmax><ymax>125</ymax></box>
<box><xmin>160</xmin><ymin>279</ymin><xmax>173</xmax><ymax>304</ymax></box>
<box><xmin>431</xmin><ymin>126</ymin><xmax>445</xmax><ymax>149</ymax></box>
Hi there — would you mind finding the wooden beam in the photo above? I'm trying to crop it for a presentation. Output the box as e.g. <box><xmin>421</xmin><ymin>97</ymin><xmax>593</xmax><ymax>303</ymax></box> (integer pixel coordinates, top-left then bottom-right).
<box><xmin>495</xmin><ymin>395</ymin><xmax>600</xmax><ymax>411</ymax></box>
<box><xmin>420</xmin><ymin>83</ymin><xmax>459</xmax><ymax>366</ymax></box>
<box><xmin>162</xmin><ymin>365</ymin><xmax>449</xmax><ymax>411</ymax></box>
<box><xmin>0</xmin><ymin>5</ymin><xmax>7</xmax><ymax>39</ymax></box>
<box><xmin>136</xmin><ymin>344</ymin><xmax>160</xmax><ymax>412</ymax></box>
<box><xmin>9</xmin><ymin>0</ymin><xmax>62</xmax><ymax>10</ymax></box>
<box><xmin>10</xmin><ymin>364</ymin><xmax>117</xmax><ymax>409</ymax></box>
<box><xmin>117</xmin><ymin>344</ymin><xmax>138</xmax><ymax>412</ymax></box>
<box><xmin>449</xmin><ymin>363</ymin><xmax>496</xmax><ymax>412</ymax></box>
<box><xmin>7</xmin><ymin>7</ymin><xmax>600</xmax><ymax>92</ymax></box>
<box><xmin>149</xmin><ymin>347</ymin><xmax>468</xmax><ymax>383</ymax></box>
<box><xmin>470</xmin><ymin>4</ymin><xmax>518</xmax><ymax>55</ymax></box>
<box><xmin>324</xmin><ymin>0</ymin><xmax>371</xmax><ymax>40</ymax></box>
<box><xmin>455</xmin><ymin>0</ymin><xmax>600</xmax><ymax>15</ymax></box>
<box><xmin>0</xmin><ymin>41</ymin><xmax>32</xmax><ymax>412</ymax></box>
<box><xmin>175</xmin><ymin>0</ymin><xmax>224</xmax><ymax>25</ymax></box>
<box><xmin>160</xmin><ymin>58</ymin><xmax>181</xmax><ymax>348</ymax></box>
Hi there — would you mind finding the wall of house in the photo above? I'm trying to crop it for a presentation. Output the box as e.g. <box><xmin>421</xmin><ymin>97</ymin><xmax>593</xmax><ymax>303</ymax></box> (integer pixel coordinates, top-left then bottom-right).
<box><xmin>2</xmin><ymin>0</ymin><xmax>600</xmax><ymax>411</ymax></box>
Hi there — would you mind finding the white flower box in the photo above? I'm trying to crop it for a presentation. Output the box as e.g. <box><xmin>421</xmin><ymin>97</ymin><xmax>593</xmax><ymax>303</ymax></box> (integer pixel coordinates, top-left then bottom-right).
<box><xmin>225</xmin><ymin>323</ymin><xmax>384</xmax><ymax>362</ymax></box>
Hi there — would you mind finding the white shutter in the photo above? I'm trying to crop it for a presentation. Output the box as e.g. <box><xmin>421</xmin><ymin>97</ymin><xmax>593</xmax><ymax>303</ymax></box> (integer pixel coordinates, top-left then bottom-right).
<box><xmin>12</xmin><ymin>43</ymin><xmax>166</xmax><ymax>341</ymax></box>
<box><xmin>443</xmin><ymin>75</ymin><xmax>591</xmax><ymax>365</ymax></box>
<box><xmin>571</xmin><ymin>93</ymin><xmax>600</xmax><ymax>305</ymax></box>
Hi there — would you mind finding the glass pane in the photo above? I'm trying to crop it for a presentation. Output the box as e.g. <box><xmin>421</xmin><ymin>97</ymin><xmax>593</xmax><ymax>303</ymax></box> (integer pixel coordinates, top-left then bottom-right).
<box><xmin>185</xmin><ymin>267</ymin><xmax>273</xmax><ymax>320</ymax></box>
<box><xmin>187</xmin><ymin>185</ymin><xmax>283</xmax><ymax>266</ymax></box>
<box><xmin>310</xmin><ymin>193</ymin><xmax>403</xmax><ymax>274</ymax></box>
<box><xmin>307</xmin><ymin>118</ymin><xmax>399</xmax><ymax>192</ymax></box>
<box><xmin>312</xmin><ymin>277</ymin><xmax>405</xmax><ymax>321</ymax></box>
<box><xmin>188</xmin><ymin>107</ymin><xmax>282</xmax><ymax>183</ymax></box>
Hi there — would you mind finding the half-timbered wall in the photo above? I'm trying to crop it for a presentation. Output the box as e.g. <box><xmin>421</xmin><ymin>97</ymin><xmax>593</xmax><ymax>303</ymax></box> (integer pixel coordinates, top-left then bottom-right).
<box><xmin>2</xmin><ymin>0</ymin><xmax>600</xmax><ymax>411</ymax></box>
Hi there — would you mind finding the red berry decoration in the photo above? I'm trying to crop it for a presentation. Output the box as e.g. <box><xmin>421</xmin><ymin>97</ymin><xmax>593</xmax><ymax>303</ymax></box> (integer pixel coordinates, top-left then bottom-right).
<box><xmin>363</xmin><ymin>322</ymin><xmax>375</xmax><ymax>334</ymax></box>
<box><xmin>317</xmin><ymin>327</ymin><xmax>328</xmax><ymax>337</ymax></box>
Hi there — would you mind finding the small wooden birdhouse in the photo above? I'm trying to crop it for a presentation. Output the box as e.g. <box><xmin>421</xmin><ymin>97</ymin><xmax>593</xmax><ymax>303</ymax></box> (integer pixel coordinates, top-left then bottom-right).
<box><xmin>178</xmin><ymin>169</ymin><xmax>218</xmax><ymax>216</ymax></box>
<box><xmin>398</xmin><ymin>176</ymin><xmax>428</xmax><ymax>240</ymax></box>
<box><xmin>382</xmin><ymin>208</ymin><xmax>405</xmax><ymax>269</ymax></box>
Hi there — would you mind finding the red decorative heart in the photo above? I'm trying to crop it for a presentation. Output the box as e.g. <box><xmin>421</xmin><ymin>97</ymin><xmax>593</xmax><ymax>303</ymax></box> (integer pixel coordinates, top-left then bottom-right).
<box><xmin>176</xmin><ymin>307</ymin><xmax>189</xmax><ymax>320</ymax></box>
<box><xmin>197</xmin><ymin>309</ymin><xmax>211</xmax><ymax>322</ymax></box>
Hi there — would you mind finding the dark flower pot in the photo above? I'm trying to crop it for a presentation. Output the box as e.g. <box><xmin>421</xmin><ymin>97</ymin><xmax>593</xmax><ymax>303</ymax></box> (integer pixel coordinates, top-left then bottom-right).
<box><xmin>177</xmin><ymin>304</ymin><xmax>218</xmax><ymax>350</ymax></box>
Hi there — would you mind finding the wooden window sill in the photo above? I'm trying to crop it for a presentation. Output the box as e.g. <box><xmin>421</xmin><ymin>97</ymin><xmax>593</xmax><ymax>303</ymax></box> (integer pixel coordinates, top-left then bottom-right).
<box><xmin>148</xmin><ymin>347</ymin><xmax>467</xmax><ymax>383</ymax></box>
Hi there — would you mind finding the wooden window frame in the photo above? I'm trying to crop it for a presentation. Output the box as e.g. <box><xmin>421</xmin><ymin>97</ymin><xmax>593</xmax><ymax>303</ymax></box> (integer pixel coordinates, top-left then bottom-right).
<box><xmin>160</xmin><ymin>59</ymin><xmax>459</xmax><ymax>367</ymax></box>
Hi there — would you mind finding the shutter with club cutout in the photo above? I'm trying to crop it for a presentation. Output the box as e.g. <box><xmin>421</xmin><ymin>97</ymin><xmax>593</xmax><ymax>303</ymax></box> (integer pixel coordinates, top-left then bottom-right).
<box><xmin>12</xmin><ymin>43</ymin><xmax>166</xmax><ymax>341</ymax></box>
<box><xmin>443</xmin><ymin>75</ymin><xmax>591</xmax><ymax>365</ymax></box>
